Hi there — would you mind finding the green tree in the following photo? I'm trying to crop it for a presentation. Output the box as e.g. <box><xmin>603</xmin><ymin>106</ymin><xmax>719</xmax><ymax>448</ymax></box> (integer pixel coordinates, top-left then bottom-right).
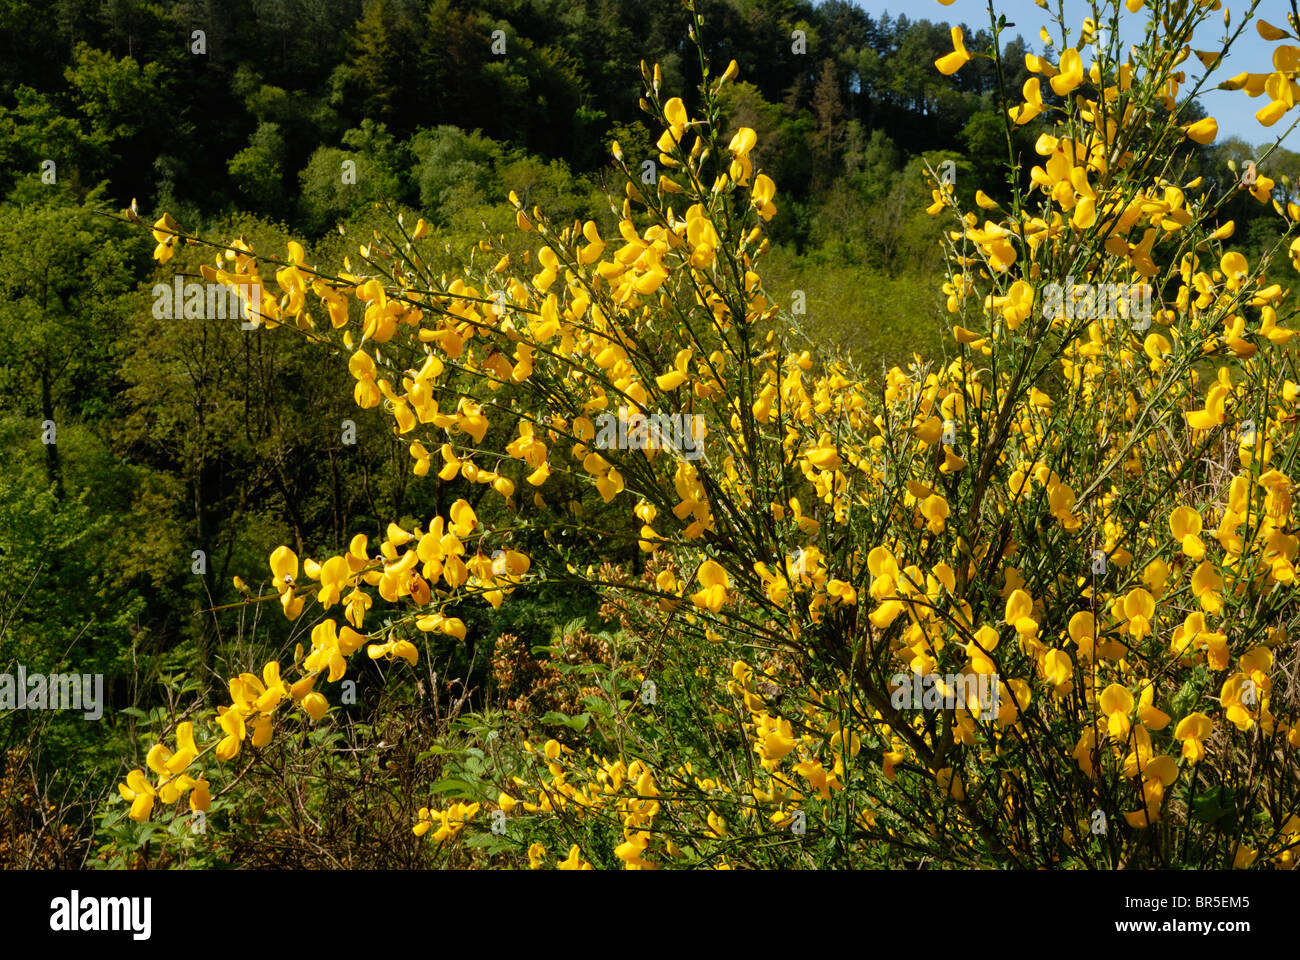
<box><xmin>228</xmin><ymin>122</ymin><xmax>289</xmax><ymax>213</ymax></box>
<box><xmin>0</xmin><ymin>200</ymin><xmax>145</xmax><ymax>495</ymax></box>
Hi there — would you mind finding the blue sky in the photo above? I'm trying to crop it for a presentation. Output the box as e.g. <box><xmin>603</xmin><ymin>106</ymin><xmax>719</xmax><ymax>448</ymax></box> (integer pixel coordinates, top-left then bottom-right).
<box><xmin>845</xmin><ymin>0</ymin><xmax>1300</xmax><ymax>150</ymax></box>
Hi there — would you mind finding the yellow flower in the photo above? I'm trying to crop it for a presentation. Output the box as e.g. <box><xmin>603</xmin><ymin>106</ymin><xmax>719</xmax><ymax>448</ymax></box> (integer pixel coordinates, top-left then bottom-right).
<box><xmin>1004</xmin><ymin>588</ymin><xmax>1038</xmax><ymax>640</ymax></box>
<box><xmin>301</xmin><ymin>691</ymin><xmax>329</xmax><ymax>721</ymax></box>
<box><xmin>251</xmin><ymin>714</ymin><xmax>273</xmax><ymax>748</ymax></box>
<box><xmin>1041</xmin><ymin>648</ymin><xmax>1073</xmax><ymax>695</ymax></box>
<box><xmin>806</xmin><ymin>436</ymin><xmax>843</xmax><ymax>470</ymax></box>
<box><xmin>1174</xmin><ymin>712</ymin><xmax>1213</xmax><ymax>763</ymax></box>
<box><xmin>1073</xmin><ymin>724</ymin><xmax>1099</xmax><ymax>777</ymax></box>
<box><xmin>215</xmin><ymin>706</ymin><xmax>245</xmax><ymax>760</ymax></box>
<box><xmin>117</xmin><ymin>769</ymin><xmax>156</xmax><ymax>823</ymax></box>
<box><xmin>1068</xmin><ymin>611</ymin><xmax>1096</xmax><ymax>662</ymax></box>
<box><xmin>794</xmin><ymin>760</ymin><xmax>832</xmax><ymax>800</ymax></box>
<box><xmin>279</xmin><ymin>587</ymin><xmax>304</xmax><ymax>621</ymax></box>
<box><xmin>1250</xmin><ymin>171</ymin><xmax>1275</xmax><ymax>202</ymax></box>
<box><xmin>527</xmin><ymin>842</ymin><xmax>546</xmax><ymax>869</ymax></box>
<box><xmin>967</xmin><ymin>624</ymin><xmax>1000</xmax><ymax>674</ymax></box>
<box><xmin>664</xmin><ymin>96</ymin><xmax>688</xmax><ymax>129</ymax></box>
<box><xmin>1049</xmin><ymin>48</ymin><xmax>1084</xmax><ymax>95</ymax></box>
<box><xmin>935</xmin><ymin>767</ymin><xmax>964</xmax><ymax>800</ymax></box>
<box><xmin>449</xmin><ymin>499</ymin><xmax>478</xmax><ymax>538</ymax></box>
<box><xmin>165</xmin><ymin>721</ymin><xmax>199</xmax><ymax>774</ymax></box>
<box><xmin>935</xmin><ymin>27</ymin><xmax>973</xmax><ymax>75</ymax></box>
<box><xmin>919</xmin><ymin>494</ymin><xmax>949</xmax><ymax>533</ymax></box>
<box><xmin>1123</xmin><ymin>587</ymin><xmax>1155</xmax><ymax>639</ymax></box>
<box><xmin>1191</xmin><ymin>561</ymin><xmax>1224</xmax><ymax>614</ymax></box>
<box><xmin>366</xmin><ymin>638</ymin><xmax>420</xmax><ymax>667</ymax></box>
<box><xmin>727</xmin><ymin>127</ymin><xmax>757</xmax><ymax>156</ymax></box>
<box><xmin>343</xmin><ymin>587</ymin><xmax>372</xmax><ymax>628</ymax></box>
<box><xmin>1258</xmin><ymin>20</ymin><xmax>1291</xmax><ymax>41</ymax></box>
<box><xmin>269</xmin><ymin>545</ymin><xmax>298</xmax><ymax>592</ymax></box>
<box><xmin>1220</xmin><ymin>673</ymin><xmax>1257</xmax><ymax>731</ymax></box>
<box><xmin>1099</xmin><ymin>683</ymin><xmax>1135</xmax><ymax>740</ymax></box>
<box><xmin>827</xmin><ymin>579</ymin><xmax>857</xmax><ymax>605</ymax></box>
<box><xmin>150</xmin><ymin>212</ymin><xmax>180</xmax><ymax>263</ymax></box>
<box><xmin>1220</xmin><ymin>251</ymin><xmax>1249</xmax><ymax>290</ymax></box>
<box><xmin>1183</xmin><ymin>116</ymin><xmax>1218</xmax><ymax>144</ymax></box>
<box><xmin>690</xmin><ymin>559</ymin><xmax>730</xmax><ymax>612</ymax></box>
<box><xmin>882</xmin><ymin>748</ymin><xmax>907</xmax><ymax>781</ymax></box>
<box><xmin>754</xmin><ymin>712</ymin><xmax>797</xmax><ymax>767</ymax></box>
<box><xmin>1009</xmin><ymin>77</ymin><xmax>1044</xmax><ymax>125</ymax></box>
<box><xmin>615</xmin><ymin>832</ymin><xmax>654</xmax><ymax>868</ymax></box>
<box><xmin>1123</xmin><ymin>754</ymin><xmax>1178</xmax><ymax>827</ymax></box>
<box><xmin>751</xmin><ymin>173</ymin><xmax>777</xmax><ymax>220</ymax></box>
<box><xmin>557</xmin><ymin>844</ymin><xmax>593</xmax><ymax>870</ymax></box>
<box><xmin>316</xmin><ymin>555</ymin><xmax>351</xmax><ymax>608</ymax></box>
<box><xmin>1168</xmin><ymin>506</ymin><xmax>1205</xmax><ymax>559</ymax></box>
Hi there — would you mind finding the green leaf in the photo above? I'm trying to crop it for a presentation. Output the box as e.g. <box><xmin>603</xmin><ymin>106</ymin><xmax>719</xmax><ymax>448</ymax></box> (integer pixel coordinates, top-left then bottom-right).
<box><xmin>539</xmin><ymin>711</ymin><xmax>589</xmax><ymax>731</ymax></box>
<box><xmin>1192</xmin><ymin>787</ymin><xmax>1237</xmax><ymax>828</ymax></box>
<box><xmin>133</xmin><ymin>822</ymin><xmax>163</xmax><ymax>844</ymax></box>
<box><xmin>1169</xmin><ymin>678</ymin><xmax>1199</xmax><ymax>717</ymax></box>
<box><xmin>416</xmin><ymin>744</ymin><xmax>457</xmax><ymax>761</ymax></box>
<box><xmin>464</xmin><ymin>832</ymin><xmax>514</xmax><ymax>853</ymax></box>
<box><xmin>426</xmin><ymin>779</ymin><xmax>478</xmax><ymax>798</ymax></box>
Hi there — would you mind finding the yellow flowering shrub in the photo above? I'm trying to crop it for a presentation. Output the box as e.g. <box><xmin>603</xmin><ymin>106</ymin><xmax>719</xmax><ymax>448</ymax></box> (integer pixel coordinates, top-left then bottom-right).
<box><xmin>116</xmin><ymin>0</ymin><xmax>1300</xmax><ymax>869</ymax></box>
